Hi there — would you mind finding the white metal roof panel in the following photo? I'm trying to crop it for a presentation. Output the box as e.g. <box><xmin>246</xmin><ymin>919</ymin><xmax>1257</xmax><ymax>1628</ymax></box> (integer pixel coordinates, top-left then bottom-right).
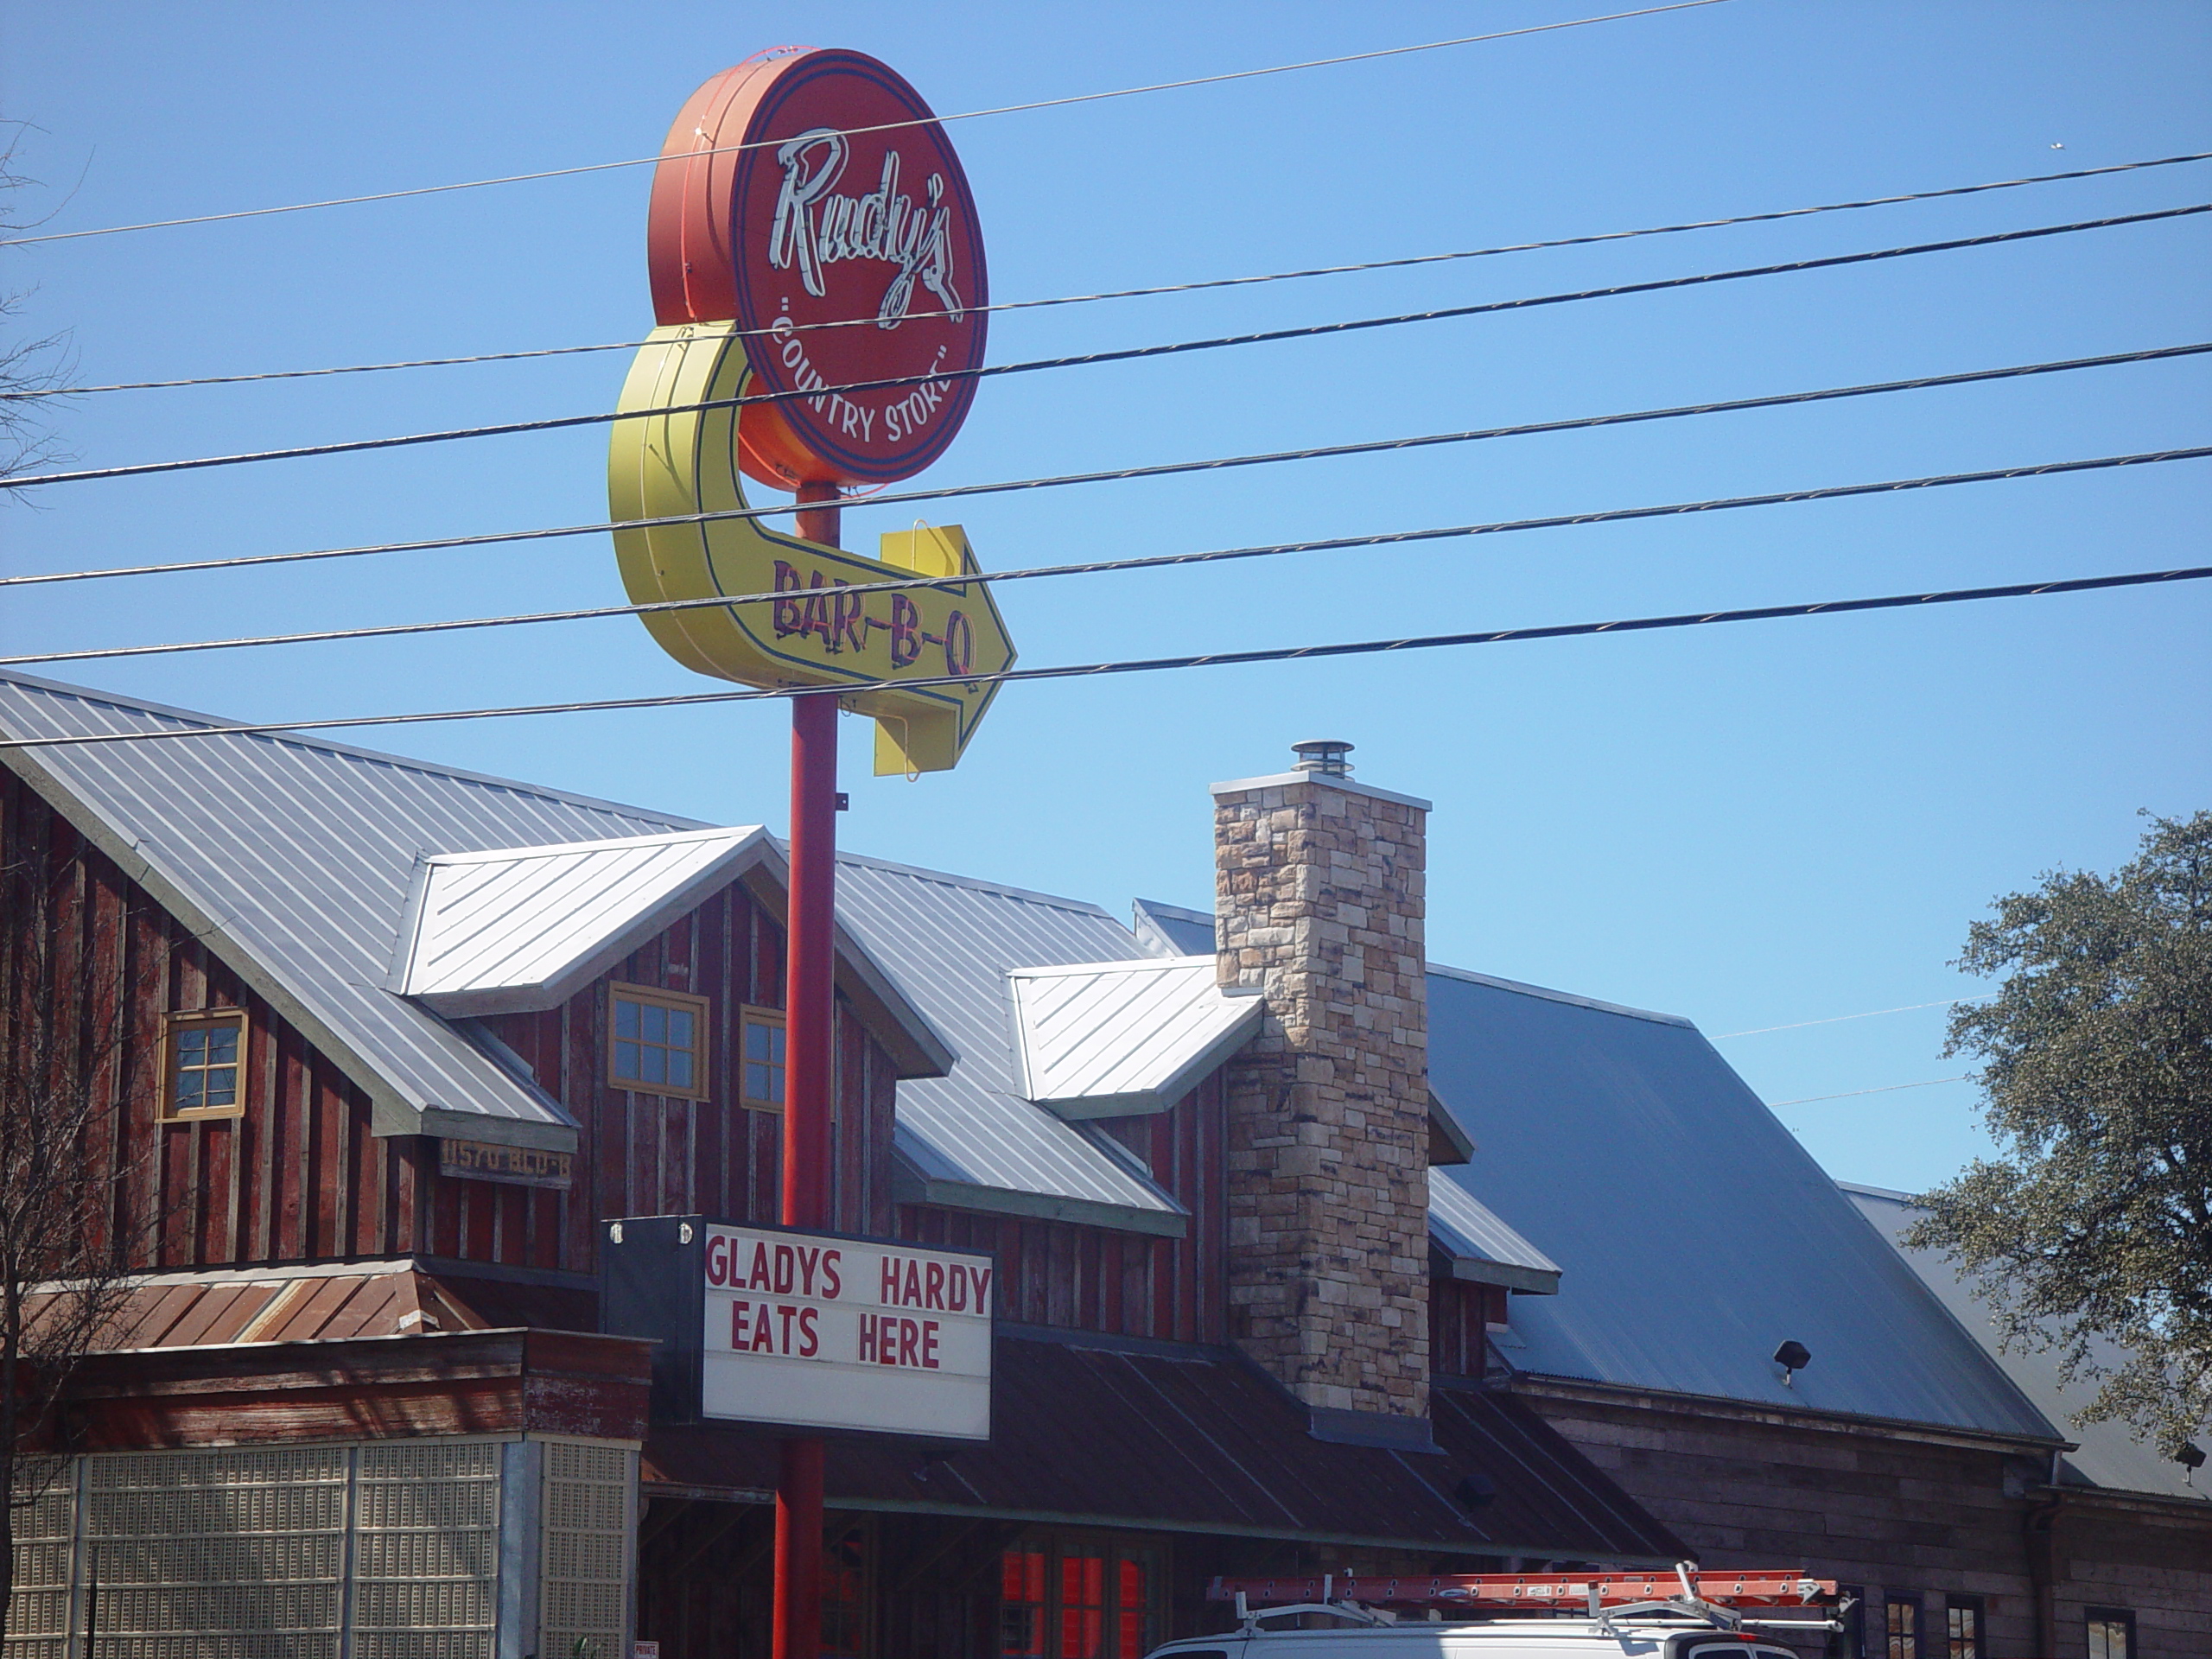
<box><xmin>1841</xmin><ymin>1184</ymin><xmax>2202</xmax><ymax>1497</ymax></box>
<box><xmin>1429</xmin><ymin>1176</ymin><xmax>1561</xmax><ymax>1294</ymax></box>
<box><xmin>394</xmin><ymin>826</ymin><xmax>772</xmax><ymax>1014</ymax></box>
<box><xmin>1008</xmin><ymin>957</ymin><xmax>1263</xmax><ymax>1117</ymax></box>
<box><xmin>831</xmin><ymin>855</ymin><xmax>1189</xmax><ymax>1234</ymax></box>
<box><xmin>0</xmin><ymin>673</ymin><xmax>710</xmax><ymax>1148</ymax></box>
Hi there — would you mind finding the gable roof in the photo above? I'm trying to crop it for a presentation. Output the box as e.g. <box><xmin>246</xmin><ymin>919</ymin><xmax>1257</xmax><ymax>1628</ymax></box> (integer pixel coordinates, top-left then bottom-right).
<box><xmin>1007</xmin><ymin>956</ymin><xmax>1264</xmax><ymax>1119</ymax></box>
<box><xmin>1424</xmin><ymin>964</ymin><xmax>2062</xmax><ymax>1441</ymax></box>
<box><xmin>0</xmin><ymin>673</ymin><xmax>949</xmax><ymax>1150</ymax></box>
<box><xmin>393</xmin><ymin>826</ymin><xmax>775</xmax><ymax>1015</ymax></box>
<box><xmin>832</xmin><ymin>855</ymin><xmax>1192</xmax><ymax>1236</ymax></box>
<box><xmin>1842</xmin><ymin>1184</ymin><xmax>2209</xmax><ymax>1499</ymax></box>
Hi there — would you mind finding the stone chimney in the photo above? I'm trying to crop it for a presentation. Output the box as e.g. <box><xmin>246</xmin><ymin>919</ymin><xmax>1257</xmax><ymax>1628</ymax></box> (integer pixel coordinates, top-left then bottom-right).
<box><xmin>1214</xmin><ymin>740</ymin><xmax>1433</xmax><ymax>1440</ymax></box>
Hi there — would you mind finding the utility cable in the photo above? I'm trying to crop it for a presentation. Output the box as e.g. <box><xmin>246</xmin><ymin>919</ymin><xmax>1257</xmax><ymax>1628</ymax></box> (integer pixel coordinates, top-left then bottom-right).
<box><xmin>1711</xmin><ymin>996</ymin><xmax>1992</xmax><ymax>1039</ymax></box>
<box><xmin>1767</xmin><ymin>1077</ymin><xmax>1974</xmax><ymax>1109</ymax></box>
<box><xmin>4</xmin><ymin>345</ymin><xmax>2204</xmax><ymax>594</ymax></box>
<box><xmin>4</xmin><ymin>563</ymin><xmax>2206</xmax><ymax>753</ymax></box>
<box><xmin>13</xmin><ymin>150</ymin><xmax>2205</xmax><ymax>402</ymax></box>
<box><xmin>12</xmin><ymin>200</ymin><xmax>2205</xmax><ymax>492</ymax></box>
<box><xmin>8</xmin><ymin>444</ymin><xmax>2208</xmax><ymax>670</ymax></box>
<box><xmin>1</xmin><ymin>3</ymin><xmax>1727</xmax><ymax>250</ymax></box>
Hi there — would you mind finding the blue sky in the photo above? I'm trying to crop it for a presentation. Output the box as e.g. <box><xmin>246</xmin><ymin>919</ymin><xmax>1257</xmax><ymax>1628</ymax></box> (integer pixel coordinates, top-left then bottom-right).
<box><xmin>5</xmin><ymin>1</ymin><xmax>2207</xmax><ymax>1192</ymax></box>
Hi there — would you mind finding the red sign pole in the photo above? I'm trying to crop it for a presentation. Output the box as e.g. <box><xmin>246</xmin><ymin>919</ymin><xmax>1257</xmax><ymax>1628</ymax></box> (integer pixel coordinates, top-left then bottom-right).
<box><xmin>775</xmin><ymin>482</ymin><xmax>842</xmax><ymax>1659</ymax></box>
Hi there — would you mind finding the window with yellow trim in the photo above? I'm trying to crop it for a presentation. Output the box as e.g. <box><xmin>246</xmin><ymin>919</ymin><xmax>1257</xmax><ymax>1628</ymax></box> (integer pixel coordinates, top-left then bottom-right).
<box><xmin>163</xmin><ymin>1010</ymin><xmax>246</xmax><ymax>1120</ymax></box>
<box><xmin>739</xmin><ymin>1005</ymin><xmax>786</xmax><ymax>1112</ymax></box>
<box><xmin>608</xmin><ymin>983</ymin><xmax>709</xmax><ymax>1099</ymax></box>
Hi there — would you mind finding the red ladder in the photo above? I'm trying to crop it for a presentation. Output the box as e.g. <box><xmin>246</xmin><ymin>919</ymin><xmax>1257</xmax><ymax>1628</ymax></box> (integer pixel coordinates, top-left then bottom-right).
<box><xmin>1205</xmin><ymin>1571</ymin><xmax>1839</xmax><ymax>1611</ymax></box>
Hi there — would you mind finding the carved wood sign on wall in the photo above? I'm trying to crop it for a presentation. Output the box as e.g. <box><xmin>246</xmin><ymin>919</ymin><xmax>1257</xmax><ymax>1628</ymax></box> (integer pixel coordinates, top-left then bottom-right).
<box><xmin>437</xmin><ymin>1137</ymin><xmax>575</xmax><ymax>1190</ymax></box>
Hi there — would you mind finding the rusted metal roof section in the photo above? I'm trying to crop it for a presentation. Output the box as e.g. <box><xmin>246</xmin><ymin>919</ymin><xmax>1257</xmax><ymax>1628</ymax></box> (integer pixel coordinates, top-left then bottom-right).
<box><xmin>644</xmin><ymin>1331</ymin><xmax>1683</xmax><ymax>1563</ymax></box>
<box><xmin>1007</xmin><ymin>957</ymin><xmax>1264</xmax><ymax>1119</ymax></box>
<box><xmin>29</xmin><ymin>1263</ymin><xmax>502</xmax><ymax>1352</ymax></box>
<box><xmin>393</xmin><ymin>826</ymin><xmax>773</xmax><ymax>1014</ymax></box>
<box><xmin>1429</xmin><ymin>1176</ymin><xmax>1561</xmax><ymax>1295</ymax></box>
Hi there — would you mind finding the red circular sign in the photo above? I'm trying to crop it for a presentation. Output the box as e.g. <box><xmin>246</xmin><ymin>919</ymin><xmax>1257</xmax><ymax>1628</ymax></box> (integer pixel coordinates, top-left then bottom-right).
<box><xmin>646</xmin><ymin>49</ymin><xmax>988</xmax><ymax>489</ymax></box>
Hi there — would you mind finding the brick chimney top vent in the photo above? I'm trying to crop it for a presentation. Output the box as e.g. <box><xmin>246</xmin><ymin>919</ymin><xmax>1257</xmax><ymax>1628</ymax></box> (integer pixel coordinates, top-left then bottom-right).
<box><xmin>1290</xmin><ymin>739</ymin><xmax>1354</xmax><ymax>777</ymax></box>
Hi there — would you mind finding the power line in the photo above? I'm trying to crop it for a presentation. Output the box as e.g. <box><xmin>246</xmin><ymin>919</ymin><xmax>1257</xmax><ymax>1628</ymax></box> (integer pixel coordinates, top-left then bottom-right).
<box><xmin>8</xmin><ymin>344</ymin><xmax>2201</xmax><ymax>594</ymax></box>
<box><xmin>0</xmin><ymin>3</ymin><xmax>1729</xmax><ymax>251</ymax></box>
<box><xmin>12</xmin><ymin>200</ymin><xmax>2204</xmax><ymax>492</ymax></box>
<box><xmin>1768</xmin><ymin>1076</ymin><xmax>1974</xmax><ymax>1109</ymax></box>
<box><xmin>14</xmin><ymin>150</ymin><xmax>2204</xmax><ymax>402</ymax></box>
<box><xmin>4</xmin><ymin>439</ymin><xmax>2209</xmax><ymax>676</ymax></box>
<box><xmin>1712</xmin><ymin>995</ymin><xmax>1993</xmax><ymax>1039</ymax></box>
<box><xmin>3</xmin><ymin>562</ymin><xmax>2206</xmax><ymax>753</ymax></box>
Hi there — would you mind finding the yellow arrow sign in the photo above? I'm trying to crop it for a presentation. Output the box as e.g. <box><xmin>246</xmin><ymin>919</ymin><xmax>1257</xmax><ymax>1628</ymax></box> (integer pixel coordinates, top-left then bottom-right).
<box><xmin>607</xmin><ymin>321</ymin><xmax>1017</xmax><ymax>774</ymax></box>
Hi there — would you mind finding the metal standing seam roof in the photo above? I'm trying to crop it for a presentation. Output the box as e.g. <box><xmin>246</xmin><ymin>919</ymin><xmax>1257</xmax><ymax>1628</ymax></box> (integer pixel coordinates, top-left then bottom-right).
<box><xmin>0</xmin><ymin>672</ymin><xmax>709</xmax><ymax>1150</ymax></box>
<box><xmin>830</xmin><ymin>855</ymin><xmax>1193</xmax><ymax>1236</ymax></box>
<box><xmin>1428</xmin><ymin>1175</ymin><xmax>1560</xmax><ymax>1294</ymax></box>
<box><xmin>1007</xmin><ymin>956</ymin><xmax>1265</xmax><ymax>1119</ymax></box>
<box><xmin>1842</xmin><ymin>1184</ymin><xmax>2210</xmax><ymax>1500</ymax></box>
<box><xmin>393</xmin><ymin>826</ymin><xmax>774</xmax><ymax>1014</ymax></box>
<box><xmin>1424</xmin><ymin>963</ymin><xmax>2063</xmax><ymax>1440</ymax></box>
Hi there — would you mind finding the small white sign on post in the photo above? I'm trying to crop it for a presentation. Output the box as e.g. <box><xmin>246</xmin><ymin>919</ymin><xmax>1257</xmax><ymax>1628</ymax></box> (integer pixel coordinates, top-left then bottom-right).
<box><xmin>700</xmin><ymin>1224</ymin><xmax>992</xmax><ymax>1440</ymax></box>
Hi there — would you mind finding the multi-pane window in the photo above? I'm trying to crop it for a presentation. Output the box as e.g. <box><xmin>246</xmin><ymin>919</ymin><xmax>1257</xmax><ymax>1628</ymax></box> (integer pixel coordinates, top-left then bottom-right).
<box><xmin>1887</xmin><ymin>1596</ymin><xmax>1922</xmax><ymax>1659</ymax></box>
<box><xmin>2086</xmin><ymin>1609</ymin><xmax>2135</xmax><ymax>1659</ymax></box>
<box><xmin>741</xmin><ymin>1006</ymin><xmax>786</xmax><ymax>1110</ymax></box>
<box><xmin>164</xmin><ymin>1010</ymin><xmax>245</xmax><ymax>1119</ymax></box>
<box><xmin>1945</xmin><ymin>1596</ymin><xmax>1983</xmax><ymax>1659</ymax></box>
<box><xmin>999</xmin><ymin>1542</ymin><xmax>1154</xmax><ymax>1659</ymax></box>
<box><xmin>609</xmin><ymin>984</ymin><xmax>709</xmax><ymax>1099</ymax></box>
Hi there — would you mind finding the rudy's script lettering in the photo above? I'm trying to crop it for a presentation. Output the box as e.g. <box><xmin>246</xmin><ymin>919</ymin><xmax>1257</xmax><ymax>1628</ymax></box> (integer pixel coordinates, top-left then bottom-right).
<box><xmin>768</xmin><ymin>129</ymin><xmax>966</xmax><ymax>326</ymax></box>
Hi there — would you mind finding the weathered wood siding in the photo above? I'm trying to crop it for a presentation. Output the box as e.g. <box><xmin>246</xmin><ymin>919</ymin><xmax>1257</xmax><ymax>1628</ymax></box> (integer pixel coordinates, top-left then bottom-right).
<box><xmin>5</xmin><ymin>776</ymin><xmax>901</xmax><ymax>1281</ymax></box>
<box><xmin>895</xmin><ymin>1071</ymin><xmax>1229</xmax><ymax>1343</ymax></box>
<box><xmin>1430</xmin><ymin>1277</ymin><xmax>1506</xmax><ymax>1379</ymax></box>
<box><xmin>1522</xmin><ymin>1387</ymin><xmax>2212</xmax><ymax>1659</ymax></box>
<box><xmin>480</xmin><ymin>878</ymin><xmax>900</xmax><ymax>1270</ymax></box>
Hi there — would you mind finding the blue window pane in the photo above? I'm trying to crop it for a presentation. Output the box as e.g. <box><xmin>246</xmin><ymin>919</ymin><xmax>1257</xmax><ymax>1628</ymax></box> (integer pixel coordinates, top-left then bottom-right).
<box><xmin>614</xmin><ymin>999</ymin><xmax>640</xmax><ymax>1039</ymax></box>
<box><xmin>642</xmin><ymin>1003</ymin><xmax>669</xmax><ymax>1043</ymax></box>
<box><xmin>204</xmin><ymin>1069</ymin><xmax>238</xmax><ymax>1108</ymax></box>
<box><xmin>669</xmin><ymin>1007</ymin><xmax>695</xmax><ymax>1047</ymax></box>
<box><xmin>614</xmin><ymin>1041</ymin><xmax>642</xmax><ymax>1081</ymax></box>
<box><xmin>175</xmin><ymin>1071</ymin><xmax>204</xmax><ymax>1108</ymax></box>
<box><xmin>640</xmin><ymin>1045</ymin><xmax>668</xmax><ymax>1085</ymax></box>
<box><xmin>745</xmin><ymin>1022</ymin><xmax>771</xmax><ymax>1061</ymax></box>
<box><xmin>208</xmin><ymin>1026</ymin><xmax>239</xmax><ymax>1065</ymax></box>
<box><xmin>668</xmin><ymin>1050</ymin><xmax>694</xmax><ymax>1090</ymax></box>
<box><xmin>176</xmin><ymin>1028</ymin><xmax>207</xmax><ymax>1065</ymax></box>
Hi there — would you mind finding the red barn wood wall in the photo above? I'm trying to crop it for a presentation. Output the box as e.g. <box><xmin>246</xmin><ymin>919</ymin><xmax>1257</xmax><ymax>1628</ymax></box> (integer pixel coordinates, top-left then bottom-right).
<box><xmin>1430</xmin><ymin>1276</ymin><xmax>1508</xmax><ymax>1378</ymax></box>
<box><xmin>895</xmin><ymin>1071</ymin><xmax>1229</xmax><ymax>1344</ymax></box>
<box><xmin>4</xmin><ymin>777</ymin><xmax>902</xmax><ymax>1285</ymax></box>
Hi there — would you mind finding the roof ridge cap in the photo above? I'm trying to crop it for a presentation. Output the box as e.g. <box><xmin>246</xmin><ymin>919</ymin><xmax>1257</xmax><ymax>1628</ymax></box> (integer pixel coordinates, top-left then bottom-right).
<box><xmin>836</xmin><ymin>849</ymin><xmax>1118</xmax><ymax>918</ymax></box>
<box><xmin>1426</xmin><ymin>960</ymin><xmax>1694</xmax><ymax>1028</ymax></box>
<box><xmin>0</xmin><ymin>671</ymin><xmax>709</xmax><ymax>829</ymax></box>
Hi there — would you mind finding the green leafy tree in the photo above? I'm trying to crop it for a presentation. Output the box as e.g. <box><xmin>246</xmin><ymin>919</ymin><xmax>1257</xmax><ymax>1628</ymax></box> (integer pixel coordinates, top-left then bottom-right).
<box><xmin>1908</xmin><ymin>810</ymin><xmax>2211</xmax><ymax>1457</ymax></box>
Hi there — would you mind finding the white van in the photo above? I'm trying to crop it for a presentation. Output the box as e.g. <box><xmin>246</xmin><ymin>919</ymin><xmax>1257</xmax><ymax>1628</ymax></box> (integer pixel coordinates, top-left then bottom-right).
<box><xmin>1147</xmin><ymin>1621</ymin><xmax>1810</xmax><ymax>1659</ymax></box>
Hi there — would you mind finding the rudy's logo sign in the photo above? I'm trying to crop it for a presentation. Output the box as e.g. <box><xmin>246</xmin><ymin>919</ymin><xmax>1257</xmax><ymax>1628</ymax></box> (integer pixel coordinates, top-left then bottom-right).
<box><xmin>645</xmin><ymin>47</ymin><xmax>988</xmax><ymax>487</ymax></box>
<box><xmin>767</xmin><ymin>132</ymin><xmax>967</xmax><ymax>327</ymax></box>
<box><xmin>613</xmin><ymin>47</ymin><xmax>1011</xmax><ymax>775</ymax></box>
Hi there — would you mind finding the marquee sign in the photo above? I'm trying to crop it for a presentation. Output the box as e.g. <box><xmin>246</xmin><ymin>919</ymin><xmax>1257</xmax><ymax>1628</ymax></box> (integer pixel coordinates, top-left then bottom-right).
<box><xmin>600</xmin><ymin>1214</ymin><xmax>993</xmax><ymax>1441</ymax></box>
<box><xmin>612</xmin><ymin>48</ymin><xmax>1013</xmax><ymax>774</ymax></box>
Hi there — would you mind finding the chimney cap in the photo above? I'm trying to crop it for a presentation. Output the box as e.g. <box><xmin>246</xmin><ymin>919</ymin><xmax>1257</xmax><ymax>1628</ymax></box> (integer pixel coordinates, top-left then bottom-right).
<box><xmin>1291</xmin><ymin>739</ymin><xmax>1355</xmax><ymax>777</ymax></box>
